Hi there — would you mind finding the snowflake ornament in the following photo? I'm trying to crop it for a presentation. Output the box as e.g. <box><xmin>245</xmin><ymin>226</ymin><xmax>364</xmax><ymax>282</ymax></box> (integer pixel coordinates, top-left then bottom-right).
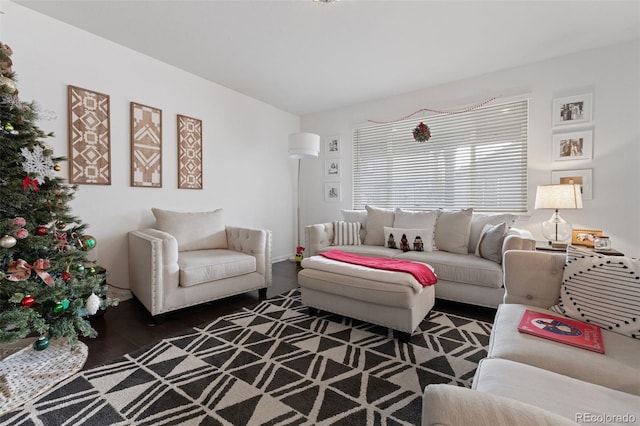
<box><xmin>21</xmin><ymin>145</ymin><xmax>55</xmax><ymax>183</ymax></box>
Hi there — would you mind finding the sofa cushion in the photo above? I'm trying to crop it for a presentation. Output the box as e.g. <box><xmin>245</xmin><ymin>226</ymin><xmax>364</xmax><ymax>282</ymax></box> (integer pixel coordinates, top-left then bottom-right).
<box><xmin>383</xmin><ymin>226</ymin><xmax>433</xmax><ymax>252</ymax></box>
<box><xmin>393</xmin><ymin>208</ymin><xmax>438</xmax><ymax>229</ymax></box>
<box><xmin>340</xmin><ymin>209</ymin><xmax>367</xmax><ymax>242</ymax></box>
<box><xmin>152</xmin><ymin>208</ymin><xmax>227</xmax><ymax>252</ymax></box>
<box><xmin>550</xmin><ymin>245</ymin><xmax>640</xmax><ymax>339</ymax></box>
<box><xmin>178</xmin><ymin>249</ymin><xmax>256</xmax><ymax>287</ymax></box>
<box><xmin>364</xmin><ymin>205</ymin><xmax>395</xmax><ymax>246</ymax></box>
<box><xmin>476</xmin><ymin>222</ymin><xmax>507</xmax><ymax>264</ymax></box>
<box><xmin>468</xmin><ymin>212</ymin><xmax>518</xmax><ymax>253</ymax></box>
<box><xmin>473</xmin><ymin>358</ymin><xmax>640</xmax><ymax>424</ymax></box>
<box><xmin>397</xmin><ymin>250</ymin><xmax>503</xmax><ymax>288</ymax></box>
<box><xmin>488</xmin><ymin>303</ymin><xmax>640</xmax><ymax>395</ymax></box>
<box><xmin>434</xmin><ymin>208</ymin><xmax>473</xmax><ymax>254</ymax></box>
<box><xmin>331</xmin><ymin>221</ymin><xmax>361</xmax><ymax>246</ymax></box>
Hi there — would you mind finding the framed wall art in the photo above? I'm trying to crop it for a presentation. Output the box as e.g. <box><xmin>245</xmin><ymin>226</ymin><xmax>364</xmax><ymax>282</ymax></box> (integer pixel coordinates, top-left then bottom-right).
<box><xmin>552</xmin><ymin>130</ymin><xmax>593</xmax><ymax>161</ymax></box>
<box><xmin>325</xmin><ymin>135</ymin><xmax>340</xmax><ymax>156</ymax></box>
<box><xmin>68</xmin><ymin>85</ymin><xmax>111</xmax><ymax>185</ymax></box>
<box><xmin>324</xmin><ymin>182</ymin><xmax>341</xmax><ymax>202</ymax></box>
<box><xmin>551</xmin><ymin>168</ymin><xmax>593</xmax><ymax>200</ymax></box>
<box><xmin>131</xmin><ymin>102</ymin><xmax>162</xmax><ymax>188</ymax></box>
<box><xmin>177</xmin><ymin>114</ymin><xmax>203</xmax><ymax>189</ymax></box>
<box><xmin>571</xmin><ymin>229</ymin><xmax>602</xmax><ymax>247</ymax></box>
<box><xmin>324</xmin><ymin>159</ymin><xmax>341</xmax><ymax>178</ymax></box>
<box><xmin>552</xmin><ymin>93</ymin><xmax>593</xmax><ymax>127</ymax></box>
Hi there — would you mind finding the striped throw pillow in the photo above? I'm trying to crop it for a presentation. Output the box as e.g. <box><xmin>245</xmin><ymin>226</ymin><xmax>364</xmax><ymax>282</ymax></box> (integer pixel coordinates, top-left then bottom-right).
<box><xmin>332</xmin><ymin>221</ymin><xmax>361</xmax><ymax>246</ymax></box>
<box><xmin>550</xmin><ymin>245</ymin><xmax>640</xmax><ymax>339</ymax></box>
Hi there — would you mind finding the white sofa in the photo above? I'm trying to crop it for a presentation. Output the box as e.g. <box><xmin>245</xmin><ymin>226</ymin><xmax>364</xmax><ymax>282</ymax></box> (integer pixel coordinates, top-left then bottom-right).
<box><xmin>304</xmin><ymin>206</ymin><xmax>535</xmax><ymax>308</ymax></box>
<box><xmin>128</xmin><ymin>209</ymin><xmax>272</xmax><ymax>318</ymax></box>
<box><xmin>422</xmin><ymin>249</ymin><xmax>640</xmax><ymax>426</ymax></box>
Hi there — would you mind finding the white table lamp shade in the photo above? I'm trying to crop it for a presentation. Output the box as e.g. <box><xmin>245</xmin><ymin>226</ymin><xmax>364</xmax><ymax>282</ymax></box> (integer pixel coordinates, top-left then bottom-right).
<box><xmin>534</xmin><ymin>184</ymin><xmax>583</xmax><ymax>243</ymax></box>
<box><xmin>288</xmin><ymin>133</ymin><xmax>320</xmax><ymax>159</ymax></box>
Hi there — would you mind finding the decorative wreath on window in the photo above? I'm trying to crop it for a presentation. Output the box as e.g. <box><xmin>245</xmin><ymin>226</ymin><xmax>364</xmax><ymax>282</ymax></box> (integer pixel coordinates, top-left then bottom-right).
<box><xmin>413</xmin><ymin>122</ymin><xmax>431</xmax><ymax>142</ymax></box>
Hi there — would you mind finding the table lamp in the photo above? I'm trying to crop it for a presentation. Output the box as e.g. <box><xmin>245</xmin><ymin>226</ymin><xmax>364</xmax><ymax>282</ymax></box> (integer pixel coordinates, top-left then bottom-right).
<box><xmin>534</xmin><ymin>184</ymin><xmax>583</xmax><ymax>248</ymax></box>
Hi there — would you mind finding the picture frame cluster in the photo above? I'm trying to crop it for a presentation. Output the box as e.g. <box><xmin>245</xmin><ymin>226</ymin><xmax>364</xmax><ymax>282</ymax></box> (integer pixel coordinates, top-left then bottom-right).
<box><xmin>324</xmin><ymin>135</ymin><xmax>341</xmax><ymax>202</ymax></box>
<box><xmin>550</xmin><ymin>93</ymin><xmax>594</xmax><ymax>200</ymax></box>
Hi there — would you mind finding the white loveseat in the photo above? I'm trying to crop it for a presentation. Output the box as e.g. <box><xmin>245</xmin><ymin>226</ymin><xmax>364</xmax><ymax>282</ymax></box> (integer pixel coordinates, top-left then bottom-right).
<box><xmin>128</xmin><ymin>208</ymin><xmax>272</xmax><ymax>318</ymax></box>
<box><xmin>304</xmin><ymin>206</ymin><xmax>535</xmax><ymax>308</ymax></box>
<box><xmin>422</xmin><ymin>249</ymin><xmax>640</xmax><ymax>426</ymax></box>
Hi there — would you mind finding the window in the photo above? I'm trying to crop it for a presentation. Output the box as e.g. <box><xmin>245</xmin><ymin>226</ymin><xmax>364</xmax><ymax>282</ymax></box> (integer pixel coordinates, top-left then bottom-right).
<box><xmin>353</xmin><ymin>99</ymin><xmax>528</xmax><ymax>212</ymax></box>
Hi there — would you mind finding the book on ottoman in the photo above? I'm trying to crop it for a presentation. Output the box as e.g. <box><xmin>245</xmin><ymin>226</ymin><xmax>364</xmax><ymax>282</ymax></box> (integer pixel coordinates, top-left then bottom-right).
<box><xmin>517</xmin><ymin>309</ymin><xmax>604</xmax><ymax>353</ymax></box>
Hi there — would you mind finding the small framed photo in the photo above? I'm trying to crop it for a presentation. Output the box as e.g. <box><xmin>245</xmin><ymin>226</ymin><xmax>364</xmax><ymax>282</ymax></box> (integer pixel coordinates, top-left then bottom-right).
<box><xmin>325</xmin><ymin>135</ymin><xmax>340</xmax><ymax>156</ymax></box>
<box><xmin>551</xmin><ymin>168</ymin><xmax>593</xmax><ymax>200</ymax></box>
<box><xmin>552</xmin><ymin>130</ymin><xmax>593</xmax><ymax>161</ymax></box>
<box><xmin>552</xmin><ymin>93</ymin><xmax>592</xmax><ymax>127</ymax></box>
<box><xmin>324</xmin><ymin>159</ymin><xmax>341</xmax><ymax>178</ymax></box>
<box><xmin>324</xmin><ymin>182</ymin><xmax>341</xmax><ymax>202</ymax></box>
<box><xmin>571</xmin><ymin>229</ymin><xmax>602</xmax><ymax>247</ymax></box>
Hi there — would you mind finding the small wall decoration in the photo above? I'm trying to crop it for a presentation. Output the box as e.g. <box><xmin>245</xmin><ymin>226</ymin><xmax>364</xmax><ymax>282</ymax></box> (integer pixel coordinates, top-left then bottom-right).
<box><xmin>177</xmin><ymin>114</ymin><xmax>203</xmax><ymax>189</ymax></box>
<box><xmin>552</xmin><ymin>130</ymin><xmax>593</xmax><ymax>161</ymax></box>
<box><xmin>552</xmin><ymin>93</ymin><xmax>593</xmax><ymax>127</ymax></box>
<box><xmin>551</xmin><ymin>168</ymin><xmax>593</xmax><ymax>200</ymax></box>
<box><xmin>68</xmin><ymin>85</ymin><xmax>111</xmax><ymax>185</ymax></box>
<box><xmin>325</xmin><ymin>135</ymin><xmax>340</xmax><ymax>156</ymax></box>
<box><xmin>324</xmin><ymin>182</ymin><xmax>341</xmax><ymax>202</ymax></box>
<box><xmin>131</xmin><ymin>102</ymin><xmax>162</xmax><ymax>188</ymax></box>
<box><xmin>324</xmin><ymin>159</ymin><xmax>341</xmax><ymax>178</ymax></box>
<box><xmin>571</xmin><ymin>229</ymin><xmax>602</xmax><ymax>247</ymax></box>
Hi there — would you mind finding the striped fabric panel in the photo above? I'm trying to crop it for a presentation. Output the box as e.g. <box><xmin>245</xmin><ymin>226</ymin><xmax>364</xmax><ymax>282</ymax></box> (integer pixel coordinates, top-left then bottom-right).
<box><xmin>332</xmin><ymin>221</ymin><xmax>361</xmax><ymax>246</ymax></box>
<box><xmin>550</xmin><ymin>245</ymin><xmax>640</xmax><ymax>339</ymax></box>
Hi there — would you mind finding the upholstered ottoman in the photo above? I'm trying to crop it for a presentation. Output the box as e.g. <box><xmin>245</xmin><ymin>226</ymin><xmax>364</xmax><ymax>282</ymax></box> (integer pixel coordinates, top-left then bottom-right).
<box><xmin>298</xmin><ymin>255</ymin><xmax>436</xmax><ymax>339</ymax></box>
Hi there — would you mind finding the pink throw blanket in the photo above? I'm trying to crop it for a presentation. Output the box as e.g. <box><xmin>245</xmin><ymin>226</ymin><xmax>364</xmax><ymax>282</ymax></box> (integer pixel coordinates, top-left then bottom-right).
<box><xmin>319</xmin><ymin>250</ymin><xmax>437</xmax><ymax>287</ymax></box>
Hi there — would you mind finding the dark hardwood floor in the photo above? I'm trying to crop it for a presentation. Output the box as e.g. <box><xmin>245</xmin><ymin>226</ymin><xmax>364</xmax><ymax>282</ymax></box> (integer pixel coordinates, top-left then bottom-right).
<box><xmin>81</xmin><ymin>260</ymin><xmax>497</xmax><ymax>370</ymax></box>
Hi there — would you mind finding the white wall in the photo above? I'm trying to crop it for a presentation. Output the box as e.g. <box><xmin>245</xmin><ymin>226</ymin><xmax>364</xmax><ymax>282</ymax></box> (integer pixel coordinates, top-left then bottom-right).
<box><xmin>1</xmin><ymin>1</ymin><xmax>301</xmax><ymax>293</ymax></box>
<box><xmin>300</xmin><ymin>40</ymin><xmax>640</xmax><ymax>257</ymax></box>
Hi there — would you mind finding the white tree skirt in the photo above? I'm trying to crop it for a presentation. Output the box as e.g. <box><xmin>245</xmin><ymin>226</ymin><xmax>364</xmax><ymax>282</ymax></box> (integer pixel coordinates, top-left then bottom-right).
<box><xmin>0</xmin><ymin>338</ymin><xmax>88</xmax><ymax>415</ymax></box>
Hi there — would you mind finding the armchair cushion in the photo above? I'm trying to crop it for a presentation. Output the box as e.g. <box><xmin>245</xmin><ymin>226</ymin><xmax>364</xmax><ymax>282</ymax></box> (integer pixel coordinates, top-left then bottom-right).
<box><xmin>152</xmin><ymin>208</ymin><xmax>227</xmax><ymax>251</ymax></box>
<box><xmin>178</xmin><ymin>249</ymin><xmax>256</xmax><ymax>287</ymax></box>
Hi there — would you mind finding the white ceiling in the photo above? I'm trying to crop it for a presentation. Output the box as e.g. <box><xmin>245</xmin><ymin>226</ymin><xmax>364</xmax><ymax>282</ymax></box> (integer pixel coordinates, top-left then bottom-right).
<box><xmin>13</xmin><ymin>0</ymin><xmax>640</xmax><ymax>116</ymax></box>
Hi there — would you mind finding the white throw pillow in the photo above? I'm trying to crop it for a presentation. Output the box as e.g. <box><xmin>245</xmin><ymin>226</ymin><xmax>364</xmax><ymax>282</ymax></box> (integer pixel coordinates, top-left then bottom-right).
<box><xmin>475</xmin><ymin>222</ymin><xmax>507</xmax><ymax>264</ymax></box>
<box><xmin>341</xmin><ymin>209</ymin><xmax>367</xmax><ymax>242</ymax></box>
<box><xmin>152</xmin><ymin>208</ymin><xmax>227</xmax><ymax>252</ymax></box>
<box><xmin>364</xmin><ymin>205</ymin><xmax>395</xmax><ymax>246</ymax></box>
<box><xmin>332</xmin><ymin>221</ymin><xmax>361</xmax><ymax>246</ymax></box>
<box><xmin>383</xmin><ymin>226</ymin><xmax>433</xmax><ymax>252</ymax></box>
<box><xmin>434</xmin><ymin>208</ymin><xmax>473</xmax><ymax>254</ymax></box>
<box><xmin>394</xmin><ymin>208</ymin><xmax>439</xmax><ymax>229</ymax></box>
<box><xmin>468</xmin><ymin>213</ymin><xmax>519</xmax><ymax>253</ymax></box>
<box><xmin>550</xmin><ymin>245</ymin><xmax>640</xmax><ymax>339</ymax></box>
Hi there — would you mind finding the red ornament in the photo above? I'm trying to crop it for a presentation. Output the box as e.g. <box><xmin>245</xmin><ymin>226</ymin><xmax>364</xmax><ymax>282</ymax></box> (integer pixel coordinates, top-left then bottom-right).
<box><xmin>62</xmin><ymin>271</ymin><xmax>71</xmax><ymax>282</ymax></box>
<box><xmin>35</xmin><ymin>226</ymin><xmax>48</xmax><ymax>236</ymax></box>
<box><xmin>21</xmin><ymin>295</ymin><xmax>35</xmax><ymax>307</ymax></box>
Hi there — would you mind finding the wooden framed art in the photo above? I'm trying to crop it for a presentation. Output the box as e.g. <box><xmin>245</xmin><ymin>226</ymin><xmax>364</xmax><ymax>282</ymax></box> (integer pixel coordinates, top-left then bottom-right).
<box><xmin>551</xmin><ymin>168</ymin><xmax>593</xmax><ymax>200</ymax></box>
<box><xmin>130</xmin><ymin>102</ymin><xmax>162</xmax><ymax>188</ymax></box>
<box><xmin>324</xmin><ymin>182</ymin><xmax>341</xmax><ymax>202</ymax></box>
<box><xmin>325</xmin><ymin>135</ymin><xmax>340</xmax><ymax>156</ymax></box>
<box><xmin>324</xmin><ymin>159</ymin><xmax>341</xmax><ymax>178</ymax></box>
<box><xmin>571</xmin><ymin>229</ymin><xmax>602</xmax><ymax>247</ymax></box>
<box><xmin>177</xmin><ymin>114</ymin><xmax>203</xmax><ymax>189</ymax></box>
<box><xmin>552</xmin><ymin>93</ymin><xmax>592</xmax><ymax>127</ymax></box>
<box><xmin>68</xmin><ymin>85</ymin><xmax>111</xmax><ymax>185</ymax></box>
<box><xmin>552</xmin><ymin>130</ymin><xmax>593</xmax><ymax>161</ymax></box>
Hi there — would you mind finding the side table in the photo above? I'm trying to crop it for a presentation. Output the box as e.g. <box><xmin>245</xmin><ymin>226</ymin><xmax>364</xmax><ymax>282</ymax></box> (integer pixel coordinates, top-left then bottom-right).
<box><xmin>535</xmin><ymin>242</ymin><xmax>625</xmax><ymax>256</ymax></box>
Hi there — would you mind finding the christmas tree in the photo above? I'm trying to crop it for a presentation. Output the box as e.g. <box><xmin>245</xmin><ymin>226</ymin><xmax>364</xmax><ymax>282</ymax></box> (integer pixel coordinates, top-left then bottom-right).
<box><xmin>0</xmin><ymin>41</ymin><xmax>117</xmax><ymax>349</ymax></box>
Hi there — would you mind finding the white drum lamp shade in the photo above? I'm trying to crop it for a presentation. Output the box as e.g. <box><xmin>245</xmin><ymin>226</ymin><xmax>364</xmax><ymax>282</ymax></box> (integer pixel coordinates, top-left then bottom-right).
<box><xmin>534</xmin><ymin>184</ymin><xmax>583</xmax><ymax>243</ymax></box>
<box><xmin>288</xmin><ymin>133</ymin><xmax>320</xmax><ymax>159</ymax></box>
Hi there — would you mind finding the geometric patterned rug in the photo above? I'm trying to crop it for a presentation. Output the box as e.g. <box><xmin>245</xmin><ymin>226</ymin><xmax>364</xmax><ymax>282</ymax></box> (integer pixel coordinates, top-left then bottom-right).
<box><xmin>0</xmin><ymin>289</ymin><xmax>492</xmax><ymax>425</ymax></box>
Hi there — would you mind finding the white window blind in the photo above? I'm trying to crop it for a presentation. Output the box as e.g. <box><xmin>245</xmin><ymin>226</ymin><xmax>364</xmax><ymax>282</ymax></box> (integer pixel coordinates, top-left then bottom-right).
<box><xmin>353</xmin><ymin>99</ymin><xmax>528</xmax><ymax>212</ymax></box>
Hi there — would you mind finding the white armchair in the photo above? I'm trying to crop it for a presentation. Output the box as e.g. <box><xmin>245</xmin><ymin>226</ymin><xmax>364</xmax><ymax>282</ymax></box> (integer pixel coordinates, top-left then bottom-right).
<box><xmin>128</xmin><ymin>209</ymin><xmax>272</xmax><ymax>318</ymax></box>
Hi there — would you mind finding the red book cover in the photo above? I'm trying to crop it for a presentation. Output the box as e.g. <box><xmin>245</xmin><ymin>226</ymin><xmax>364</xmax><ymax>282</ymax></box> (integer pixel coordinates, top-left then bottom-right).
<box><xmin>517</xmin><ymin>309</ymin><xmax>604</xmax><ymax>353</ymax></box>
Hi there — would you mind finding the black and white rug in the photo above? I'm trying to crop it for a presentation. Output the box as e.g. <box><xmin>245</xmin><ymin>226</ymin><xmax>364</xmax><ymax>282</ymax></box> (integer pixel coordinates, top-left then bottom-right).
<box><xmin>1</xmin><ymin>290</ymin><xmax>492</xmax><ymax>425</ymax></box>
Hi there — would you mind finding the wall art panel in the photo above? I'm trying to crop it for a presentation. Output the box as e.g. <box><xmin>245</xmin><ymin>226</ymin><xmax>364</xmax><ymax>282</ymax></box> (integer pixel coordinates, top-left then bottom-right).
<box><xmin>177</xmin><ymin>114</ymin><xmax>203</xmax><ymax>189</ymax></box>
<box><xmin>131</xmin><ymin>102</ymin><xmax>162</xmax><ymax>188</ymax></box>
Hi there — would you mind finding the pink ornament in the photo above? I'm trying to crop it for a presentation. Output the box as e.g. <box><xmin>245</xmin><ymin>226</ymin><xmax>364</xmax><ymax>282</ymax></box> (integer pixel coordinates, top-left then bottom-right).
<box><xmin>12</xmin><ymin>217</ymin><xmax>26</xmax><ymax>227</ymax></box>
<box><xmin>14</xmin><ymin>228</ymin><xmax>28</xmax><ymax>239</ymax></box>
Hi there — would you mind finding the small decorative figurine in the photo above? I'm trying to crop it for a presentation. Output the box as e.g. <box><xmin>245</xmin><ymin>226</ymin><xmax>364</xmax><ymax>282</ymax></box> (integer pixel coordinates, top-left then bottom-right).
<box><xmin>295</xmin><ymin>246</ymin><xmax>305</xmax><ymax>267</ymax></box>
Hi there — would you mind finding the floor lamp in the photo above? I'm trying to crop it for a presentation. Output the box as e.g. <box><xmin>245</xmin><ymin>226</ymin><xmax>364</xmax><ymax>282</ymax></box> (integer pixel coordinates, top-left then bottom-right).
<box><xmin>288</xmin><ymin>132</ymin><xmax>320</xmax><ymax>260</ymax></box>
<box><xmin>534</xmin><ymin>184</ymin><xmax>583</xmax><ymax>248</ymax></box>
